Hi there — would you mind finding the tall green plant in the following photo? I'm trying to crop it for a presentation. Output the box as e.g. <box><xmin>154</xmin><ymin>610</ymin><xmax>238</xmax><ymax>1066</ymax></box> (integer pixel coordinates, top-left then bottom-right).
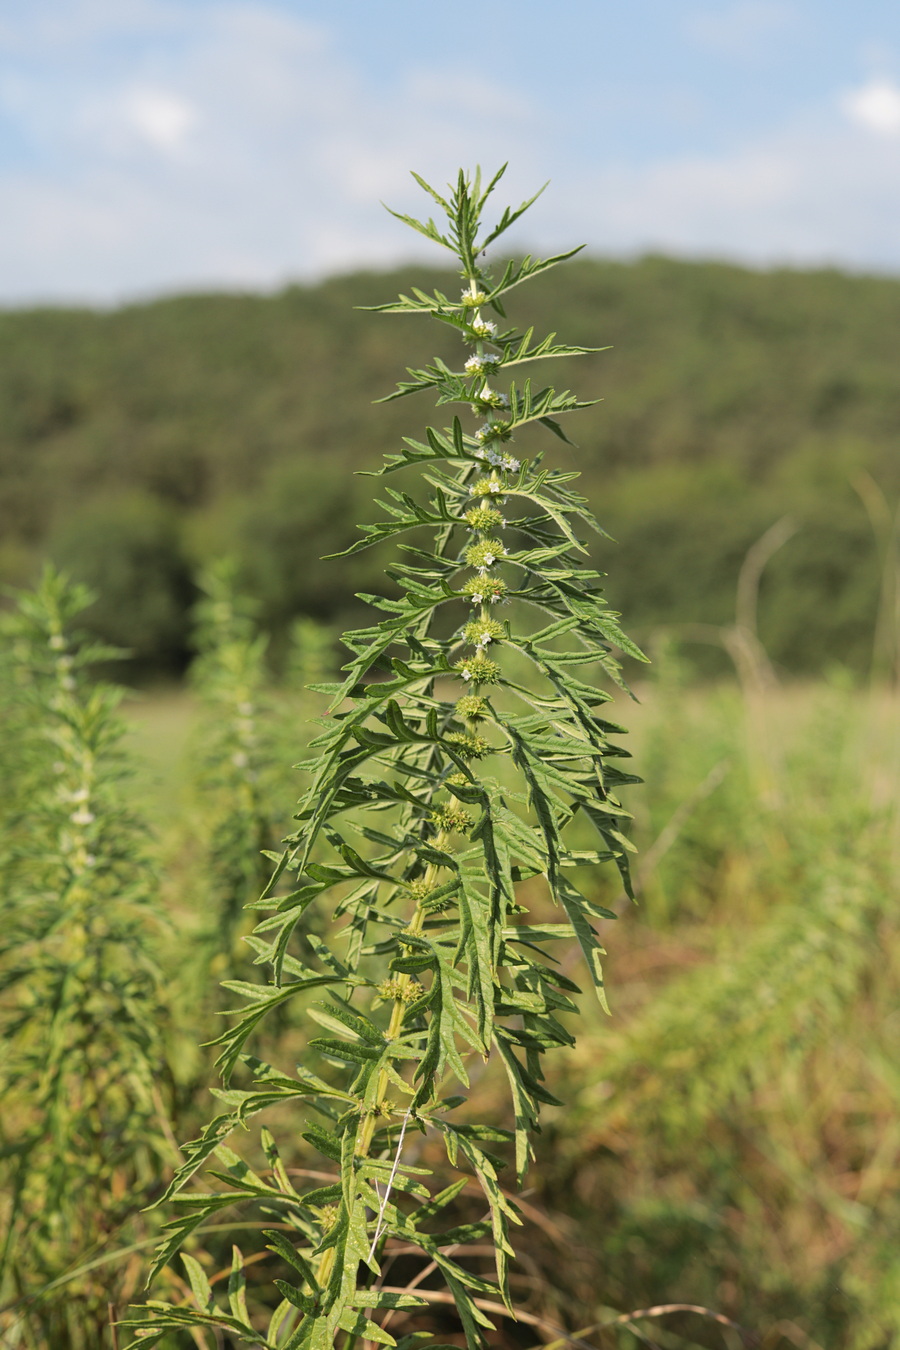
<box><xmin>0</xmin><ymin>569</ymin><xmax>171</xmax><ymax>1349</ymax></box>
<box><xmin>129</xmin><ymin>167</ymin><xmax>644</xmax><ymax>1350</ymax></box>
<box><xmin>188</xmin><ymin>560</ymin><xmax>280</xmax><ymax>975</ymax></box>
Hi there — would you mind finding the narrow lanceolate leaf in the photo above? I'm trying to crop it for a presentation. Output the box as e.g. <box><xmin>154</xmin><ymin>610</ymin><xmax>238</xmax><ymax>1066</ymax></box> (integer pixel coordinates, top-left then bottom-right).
<box><xmin>228</xmin><ymin>1245</ymin><xmax>250</xmax><ymax>1323</ymax></box>
<box><xmin>143</xmin><ymin>167</ymin><xmax>639</xmax><ymax>1350</ymax></box>
<box><xmin>456</xmin><ymin>869</ymin><xmax>496</xmax><ymax>1051</ymax></box>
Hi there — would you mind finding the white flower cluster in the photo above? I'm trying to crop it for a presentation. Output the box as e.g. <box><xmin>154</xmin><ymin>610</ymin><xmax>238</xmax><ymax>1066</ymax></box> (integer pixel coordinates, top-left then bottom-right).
<box><xmin>464</xmin><ymin>353</ymin><xmax>500</xmax><ymax>377</ymax></box>
<box><xmin>487</xmin><ymin>449</ymin><xmax>519</xmax><ymax>471</ymax></box>
<box><xmin>475</xmin><ymin>384</ymin><xmax>509</xmax><ymax>409</ymax></box>
<box><xmin>471</xmin><ymin>318</ymin><xmax>497</xmax><ymax>339</ymax></box>
<box><xmin>472</xmin><ymin>441</ymin><xmax>518</xmax><ymax>472</ymax></box>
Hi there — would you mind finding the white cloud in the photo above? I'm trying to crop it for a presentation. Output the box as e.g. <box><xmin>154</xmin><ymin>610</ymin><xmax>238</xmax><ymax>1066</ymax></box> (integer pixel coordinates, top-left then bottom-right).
<box><xmin>559</xmin><ymin>114</ymin><xmax>900</xmax><ymax>272</ymax></box>
<box><xmin>0</xmin><ymin>1</ymin><xmax>540</xmax><ymax>303</ymax></box>
<box><xmin>3</xmin><ymin>2</ymin><xmax>900</xmax><ymax>303</ymax></box>
<box><xmin>125</xmin><ymin>87</ymin><xmax>196</xmax><ymax>151</ymax></box>
<box><xmin>841</xmin><ymin>77</ymin><xmax>900</xmax><ymax>137</ymax></box>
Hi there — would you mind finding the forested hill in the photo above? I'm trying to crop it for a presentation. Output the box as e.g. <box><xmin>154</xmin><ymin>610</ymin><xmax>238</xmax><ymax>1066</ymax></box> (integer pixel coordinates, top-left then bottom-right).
<box><xmin>1</xmin><ymin>256</ymin><xmax>898</xmax><ymax>675</ymax></box>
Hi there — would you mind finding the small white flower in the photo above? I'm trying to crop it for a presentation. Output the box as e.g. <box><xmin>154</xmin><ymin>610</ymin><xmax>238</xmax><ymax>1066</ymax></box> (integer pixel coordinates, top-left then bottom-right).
<box><xmin>70</xmin><ymin>809</ymin><xmax>95</xmax><ymax>826</ymax></box>
<box><xmin>472</xmin><ymin>319</ymin><xmax>497</xmax><ymax>339</ymax></box>
<box><xmin>461</xmin><ymin>667</ymin><xmax>472</xmax><ymax>680</ymax></box>
<box><xmin>471</xmin><ymin>593</ymin><xmax>483</xmax><ymax>605</ymax></box>
<box><xmin>483</xmin><ymin>553</ymin><xmax>496</xmax><ymax>567</ymax></box>
<box><xmin>502</xmin><ymin>455</ymin><xmax>520</xmax><ymax>471</ymax></box>
<box><xmin>474</xmin><ymin>423</ymin><xmax>492</xmax><ymax>442</ymax></box>
<box><xmin>465</xmin><ymin>353</ymin><xmax>500</xmax><ymax>377</ymax></box>
<box><xmin>479</xmin><ymin>385</ymin><xmax>508</xmax><ymax>407</ymax></box>
<box><xmin>489</xmin><ymin>482</ymin><xmax>502</xmax><ymax>494</ymax></box>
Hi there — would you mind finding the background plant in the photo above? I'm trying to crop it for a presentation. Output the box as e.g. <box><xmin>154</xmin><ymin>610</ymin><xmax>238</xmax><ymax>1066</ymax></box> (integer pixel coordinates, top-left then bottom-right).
<box><xmin>186</xmin><ymin>560</ymin><xmax>285</xmax><ymax>977</ymax></box>
<box><xmin>123</xmin><ymin>166</ymin><xmax>645</xmax><ymax>1349</ymax></box>
<box><xmin>0</xmin><ymin>569</ymin><xmax>175</xmax><ymax>1348</ymax></box>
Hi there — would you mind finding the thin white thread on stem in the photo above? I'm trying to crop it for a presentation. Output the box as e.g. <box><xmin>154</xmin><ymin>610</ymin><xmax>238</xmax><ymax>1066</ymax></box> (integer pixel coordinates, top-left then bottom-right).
<box><xmin>367</xmin><ymin>1110</ymin><xmax>411</xmax><ymax>1264</ymax></box>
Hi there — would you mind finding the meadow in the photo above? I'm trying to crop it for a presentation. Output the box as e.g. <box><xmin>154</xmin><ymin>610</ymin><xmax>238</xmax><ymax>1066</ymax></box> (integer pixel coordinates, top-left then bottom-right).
<box><xmin>2</xmin><ymin>576</ymin><xmax>898</xmax><ymax>1347</ymax></box>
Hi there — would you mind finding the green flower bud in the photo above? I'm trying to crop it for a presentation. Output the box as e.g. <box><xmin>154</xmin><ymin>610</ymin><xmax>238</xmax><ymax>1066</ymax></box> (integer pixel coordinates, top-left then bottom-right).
<box><xmin>456</xmin><ymin>694</ymin><xmax>489</xmax><ymax>720</ymax></box>
<box><xmin>464</xmin><ymin>618</ymin><xmax>504</xmax><ymax>648</ymax></box>
<box><xmin>430</xmin><ymin>805</ymin><xmax>472</xmax><ymax>834</ymax></box>
<box><xmin>465</xmin><ymin>505</ymin><xmax>504</xmax><ymax>531</ymax></box>
<box><xmin>462</xmin><ymin>575</ymin><xmax>507</xmax><ymax>605</ymax></box>
<box><xmin>455</xmin><ymin>654</ymin><xmax>501</xmax><ymax>683</ymax></box>
<box><xmin>378</xmin><ymin>978</ymin><xmax>420</xmax><ymax>1004</ymax></box>
<box><xmin>468</xmin><ymin>476</ymin><xmax>507</xmax><ymax>501</ymax></box>
<box><xmin>465</xmin><ymin>539</ymin><xmax>507</xmax><ymax>570</ymax></box>
<box><xmin>446</xmin><ymin>731</ymin><xmax>491</xmax><ymax>759</ymax></box>
<box><xmin>408</xmin><ymin>878</ymin><xmax>436</xmax><ymax>902</ymax></box>
<box><xmin>314</xmin><ymin>1204</ymin><xmax>340</xmax><ymax>1233</ymax></box>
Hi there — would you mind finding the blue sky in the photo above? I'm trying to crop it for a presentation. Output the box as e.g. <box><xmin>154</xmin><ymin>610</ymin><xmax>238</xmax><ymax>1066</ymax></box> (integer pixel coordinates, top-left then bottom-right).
<box><xmin>2</xmin><ymin>0</ymin><xmax>900</xmax><ymax>303</ymax></box>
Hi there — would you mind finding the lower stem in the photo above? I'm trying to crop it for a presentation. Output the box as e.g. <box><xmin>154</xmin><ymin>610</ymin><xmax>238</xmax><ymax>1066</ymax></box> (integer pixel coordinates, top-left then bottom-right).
<box><xmin>314</xmin><ymin>826</ymin><xmax>453</xmax><ymax>1287</ymax></box>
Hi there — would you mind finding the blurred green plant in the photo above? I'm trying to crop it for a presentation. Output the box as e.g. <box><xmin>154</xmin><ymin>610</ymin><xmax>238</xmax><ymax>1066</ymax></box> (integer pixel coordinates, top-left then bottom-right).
<box><xmin>126</xmin><ymin>167</ymin><xmax>644</xmax><ymax>1349</ymax></box>
<box><xmin>287</xmin><ymin>616</ymin><xmax>335</xmax><ymax>691</ymax></box>
<box><xmin>47</xmin><ymin>492</ymin><xmax>194</xmax><ymax>674</ymax></box>
<box><xmin>187</xmin><ymin>559</ymin><xmax>281</xmax><ymax>977</ymax></box>
<box><xmin>0</xmin><ymin>569</ymin><xmax>174</xmax><ymax>1348</ymax></box>
<box><xmin>525</xmin><ymin>673</ymin><xmax>900</xmax><ymax>1348</ymax></box>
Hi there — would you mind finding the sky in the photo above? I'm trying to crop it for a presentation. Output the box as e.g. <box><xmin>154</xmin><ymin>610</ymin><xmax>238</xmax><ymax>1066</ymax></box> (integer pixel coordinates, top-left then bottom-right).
<box><xmin>2</xmin><ymin>0</ymin><xmax>900</xmax><ymax>304</ymax></box>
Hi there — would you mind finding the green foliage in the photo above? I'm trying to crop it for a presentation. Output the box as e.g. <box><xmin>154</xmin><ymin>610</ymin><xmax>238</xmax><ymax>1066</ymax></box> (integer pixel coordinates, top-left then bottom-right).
<box><xmin>287</xmin><ymin>616</ymin><xmax>335</xmax><ymax>689</ymax></box>
<box><xmin>126</xmin><ymin>167</ymin><xmax>643</xmax><ymax>1349</ymax></box>
<box><xmin>1</xmin><ymin>250</ymin><xmax>899</xmax><ymax>676</ymax></box>
<box><xmin>187</xmin><ymin>560</ymin><xmax>280</xmax><ymax>970</ymax></box>
<box><xmin>525</xmin><ymin>677</ymin><xmax>900</xmax><ymax>1347</ymax></box>
<box><xmin>46</xmin><ymin>492</ymin><xmax>194</xmax><ymax>673</ymax></box>
<box><xmin>0</xmin><ymin>569</ymin><xmax>173</xmax><ymax>1347</ymax></box>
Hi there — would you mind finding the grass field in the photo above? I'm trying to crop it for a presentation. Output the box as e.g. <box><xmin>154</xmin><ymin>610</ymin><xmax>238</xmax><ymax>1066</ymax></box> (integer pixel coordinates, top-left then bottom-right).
<box><xmin>111</xmin><ymin>671</ymin><xmax>900</xmax><ymax>1349</ymax></box>
<box><xmin>3</xmin><ymin>646</ymin><xmax>899</xmax><ymax>1349</ymax></box>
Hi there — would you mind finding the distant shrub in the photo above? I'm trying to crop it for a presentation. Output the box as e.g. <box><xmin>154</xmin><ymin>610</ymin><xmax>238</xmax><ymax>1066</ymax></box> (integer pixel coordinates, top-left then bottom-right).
<box><xmin>46</xmin><ymin>492</ymin><xmax>194</xmax><ymax>673</ymax></box>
